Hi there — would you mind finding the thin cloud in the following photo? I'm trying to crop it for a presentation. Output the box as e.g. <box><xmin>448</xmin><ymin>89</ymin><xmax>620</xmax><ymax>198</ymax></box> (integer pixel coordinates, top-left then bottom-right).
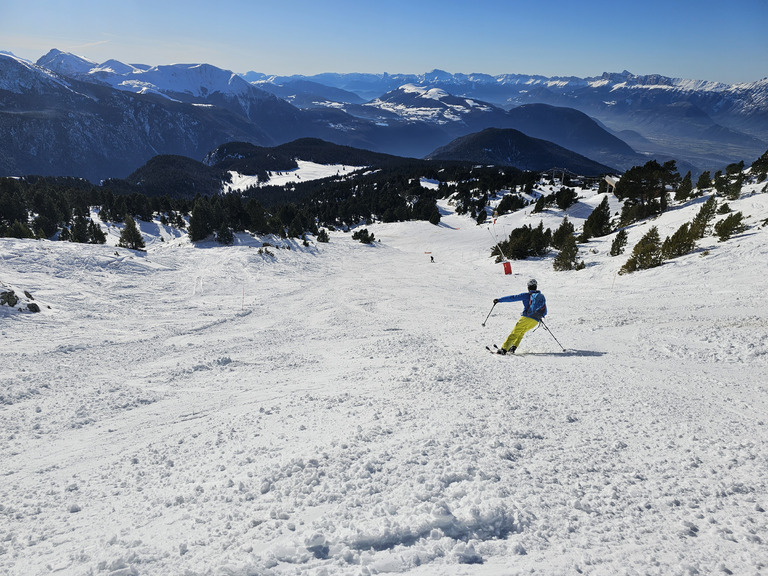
<box><xmin>68</xmin><ymin>40</ymin><xmax>110</xmax><ymax>51</ymax></box>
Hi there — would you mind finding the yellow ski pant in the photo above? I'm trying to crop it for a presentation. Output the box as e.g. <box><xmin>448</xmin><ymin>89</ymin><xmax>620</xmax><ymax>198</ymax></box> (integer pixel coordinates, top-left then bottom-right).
<box><xmin>502</xmin><ymin>316</ymin><xmax>539</xmax><ymax>351</ymax></box>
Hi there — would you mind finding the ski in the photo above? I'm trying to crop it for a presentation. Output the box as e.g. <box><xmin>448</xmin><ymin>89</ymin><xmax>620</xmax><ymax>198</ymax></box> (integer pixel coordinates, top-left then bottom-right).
<box><xmin>486</xmin><ymin>344</ymin><xmax>506</xmax><ymax>355</ymax></box>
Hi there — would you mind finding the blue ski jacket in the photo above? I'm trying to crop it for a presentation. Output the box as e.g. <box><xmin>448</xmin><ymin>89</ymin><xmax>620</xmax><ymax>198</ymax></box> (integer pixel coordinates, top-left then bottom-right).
<box><xmin>497</xmin><ymin>290</ymin><xmax>547</xmax><ymax>321</ymax></box>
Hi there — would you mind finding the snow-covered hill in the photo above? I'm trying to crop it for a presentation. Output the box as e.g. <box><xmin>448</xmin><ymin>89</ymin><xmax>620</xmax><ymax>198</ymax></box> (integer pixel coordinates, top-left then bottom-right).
<box><xmin>2</xmin><ymin>179</ymin><xmax>767</xmax><ymax>575</ymax></box>
<box><xmin>365</xmin><ymin>84</ymin><xmax>499</xmax><ymax>125</ymax></box>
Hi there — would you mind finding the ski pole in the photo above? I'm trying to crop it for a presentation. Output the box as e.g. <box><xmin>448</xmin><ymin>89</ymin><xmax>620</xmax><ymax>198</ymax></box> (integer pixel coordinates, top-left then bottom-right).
<box><xmin>539</xmin><ymin>319</ymin><xmax>566</xmax><ymax>351</ymax></box>
<box><xmin>481</xmin><ymin>302</ymin><xmax>497</xmax><ymax>327</ymax></box>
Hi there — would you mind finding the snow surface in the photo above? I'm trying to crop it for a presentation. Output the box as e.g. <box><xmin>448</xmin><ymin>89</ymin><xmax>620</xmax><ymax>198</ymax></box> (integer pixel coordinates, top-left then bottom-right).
<box><xmin>226</xmin><ymin>161</ymin><xmax>365</xmax><ymax>192</ymax></box>
<box><xmin>2</xmin><ymin>181</ymin><xmax>768</xmax><ymax>576</ymax></box>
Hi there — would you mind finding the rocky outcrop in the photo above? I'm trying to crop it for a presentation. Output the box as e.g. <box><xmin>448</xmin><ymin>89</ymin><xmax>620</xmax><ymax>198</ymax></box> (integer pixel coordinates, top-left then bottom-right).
<box><xmin>0</xmin><ymin>285</ymin><xmax>44</xmax><ymax>312</ymax></box>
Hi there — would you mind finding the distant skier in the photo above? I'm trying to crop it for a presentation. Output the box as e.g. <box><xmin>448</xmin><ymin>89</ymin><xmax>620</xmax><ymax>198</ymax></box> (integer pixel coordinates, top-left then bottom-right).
<box><xmin>493</xmin><ymin>278</ymin><xmax>547</xmax><ymax>354</ymax></box>
<box><xmin>430</xmin><ymin>255</ymin><xmax>435</xmax><ymax>263</ymax></box>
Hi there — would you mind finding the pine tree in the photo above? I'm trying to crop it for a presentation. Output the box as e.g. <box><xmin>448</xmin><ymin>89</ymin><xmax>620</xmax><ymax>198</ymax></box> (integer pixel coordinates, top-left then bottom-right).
<box><xmin>216</xmin><ymin>223</ymin><xmax>234</xmax><ymax>245</ymax></box>
<box><xmin>555</xmin><ymin>188</ymin><xmax>578</xmax><ymax>210</ymax></box>
<box><xmin>661</xmin><ymin>222</ymin><xmax>696</xmax><ymax>259</ymax></box>
<box><xmin>616</xmin><ymin>160</ymin><xmax>679</xmax><ymax>225</ymax></box>
<box><xmin>610</xmin><ymin>229</ymin><xmax>628</xmax><ymax>256</ymax></box>
<box><xmin>9</xmin><ymin>219</ymin><xmax>34</xmax><ymax>239</ymax></box>
<box><xmin>619</xmin><ymin>226</ymin><xmax>663</xmax><ymax>274</ymax></box>
<box><xmin>189</xmin><ymin>197</ymin><xmax>214</xmax><ymax>241</ymax></box>
<box><xmin>245</xmin><ymin>199</ymin><xmax>268</xmax><ymax>234</ymax></box>
<box><xmin>88</xmin><ymin>220</ymin><xmax>107</xmax><ymax>244</ymax></box>
<box><xmin>551</xmin><ymin>216</ymin><xmax>575</xmax><ymax>250</ymax></box>
<box><xmin>751</xmin><ymin>150</ymin><xmax>768</xmax><ymax>181</ymax></box>
<box><xmin>580</xmin><ymin>196</ymin><xmax>612</xmax><ymax>241</ymax></box>
<box><xmin>352</xmin><ymin>228</ymin><xmax>375</xmax><ymax>244</ymax></box>
<box><xmin>615</xmin><ymin>160</ymin><xmax>679</xmax><ymax>205</ymax></box>
<box><xmin>553</xmin><ymin>234</ymin><xmax>583</xmax><ymax>271</ymax></box>
<box><xmin>496</xmin><ymin>193</ymin><xmax>526</xmax><ymax>215</ymax></box>
<box><xmin>118</xmin><ymin>216</ymin><xmax>146</xmax><ymax>250</ymax></box>
<box><xmin>689</xmin><ymin>196</ymin><xmax>717</xmax><ymax>239</ymax></box>
<box><xmin>493</xmin><ymin>222</ymin><xmax>551</xmax><ymax>261</ymax></box>
<box><xmin>695</xmin><ymin>171</ymin><xmax>712</xmax><ymax>192</ymax></box>
<box><xmin>714</xmin><ymin>212</ymin><xmax>747</xmax><ymax>241</ymax></box>
<box><xmin>725</xmin><ymin>172</ymin><xmax>744</xmax><ymax>201</ymax></box>
<box><xmin>674</xmin><ymin>171</ymin><xmax>693</xmax><ymax>202</ymax></box>
<box><xmin>288</xmin><ymin>215</ymin><xmax>304</xmax><ymax>238</ymax></box>
<box><xmin>70</xmin><ymin>212</ymin><xmax>89</xmax><ymax>243</ymax></box>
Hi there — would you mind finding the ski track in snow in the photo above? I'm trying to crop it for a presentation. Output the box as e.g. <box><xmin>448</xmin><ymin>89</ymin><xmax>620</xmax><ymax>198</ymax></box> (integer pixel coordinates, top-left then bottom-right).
<box><xmin>1</xmin><ymin>184</ymin><xmax>768</xmax><ymax>576</ymax></box>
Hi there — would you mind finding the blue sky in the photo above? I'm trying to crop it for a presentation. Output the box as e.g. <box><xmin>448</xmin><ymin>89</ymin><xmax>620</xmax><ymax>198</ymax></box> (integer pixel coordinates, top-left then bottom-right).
<box><xmin>2</xmin><ymin>0</ymin><xmax>766</xmax><ymax>83</ymax></box>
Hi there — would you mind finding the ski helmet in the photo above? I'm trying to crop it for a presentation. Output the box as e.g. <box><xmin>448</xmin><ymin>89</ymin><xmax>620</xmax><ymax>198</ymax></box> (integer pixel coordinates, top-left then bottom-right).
<box><xmin>527</xmin><ymin>278</ymin><xmax>538</xmax><ymax>290</ymax></box>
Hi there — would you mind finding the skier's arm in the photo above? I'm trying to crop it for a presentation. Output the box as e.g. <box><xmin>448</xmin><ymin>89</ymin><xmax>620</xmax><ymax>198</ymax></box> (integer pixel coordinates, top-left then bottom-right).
<box><xmin>495</xmin><ymin>293</ymin><xmax>525</xmax><ymax>304</ymax></box>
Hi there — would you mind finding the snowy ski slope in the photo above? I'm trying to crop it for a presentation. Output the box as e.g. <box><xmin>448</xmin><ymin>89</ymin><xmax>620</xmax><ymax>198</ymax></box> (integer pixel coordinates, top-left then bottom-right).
<box><xmin>1</xmin><ymin>180</ymin><xmax>767</xmax><ymax>575</ymax></box>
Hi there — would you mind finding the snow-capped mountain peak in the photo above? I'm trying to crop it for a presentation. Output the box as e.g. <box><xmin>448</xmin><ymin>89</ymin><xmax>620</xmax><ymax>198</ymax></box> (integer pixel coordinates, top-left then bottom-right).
<box><xmin>0</xmin><ymin>51</ymin><xmax>74</xmax><ymax>94</ymax></box>
<box><xmin>31</xmin><ymin>48</ymin><xmax>261</xmax><ymax>100</ymax></box>
<box><xmin>90</xmin><ymin>59</ymin><xmax>147</xmax><ymax>76</ymax></box>
<box><xmin>36</xmin><ymin>48</ymin><xmax>98</xmax><ymax>77</ymax></box>
<box><xmin>112</xmin><ymin>62</ymin><xmax>252</xmax><ymax>98</ymax></box>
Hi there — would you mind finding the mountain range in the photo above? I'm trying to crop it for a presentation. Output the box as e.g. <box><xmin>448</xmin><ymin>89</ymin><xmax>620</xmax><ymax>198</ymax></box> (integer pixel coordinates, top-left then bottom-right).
<box><xmin>256</xmin><ymin>69</ymin><xmax>768</xmax><ymax>172</ymax></box>
<box><xmin>2</xmin><ymin>49</ymin><xmax>767</xmax><ymax>182</ymax></box>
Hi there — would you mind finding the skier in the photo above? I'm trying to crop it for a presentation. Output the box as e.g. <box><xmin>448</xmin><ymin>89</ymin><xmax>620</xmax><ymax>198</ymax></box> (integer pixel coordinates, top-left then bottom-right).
<box><xmin>493</xmin><ymin>278</ymin><xmax>547</xmax><ymax>354</ymax></box>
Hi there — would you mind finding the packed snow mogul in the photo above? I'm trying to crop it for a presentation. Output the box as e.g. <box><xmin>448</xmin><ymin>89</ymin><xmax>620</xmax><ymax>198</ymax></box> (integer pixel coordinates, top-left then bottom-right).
<box><xmin>493</xmin><ymin>278</ymin><xmax>547</xmax><ymax>354</ymax></box>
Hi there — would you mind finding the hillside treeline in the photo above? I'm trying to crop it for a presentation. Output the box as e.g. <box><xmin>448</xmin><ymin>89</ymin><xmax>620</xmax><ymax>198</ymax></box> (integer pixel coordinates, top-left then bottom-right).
<box><xmin>492</xmin><ymin>152</ymin><xmax>768</xmax><ymax>273</ymax></box>
<box><xmin>2</xmin><ymin>150</ymin><xmax>766</xmax><ymax>250</ymax></box>
<box><xmin>0</xmin><ymin>161</ymin><xmax>533</xmax><ymax>243</ymax></box>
